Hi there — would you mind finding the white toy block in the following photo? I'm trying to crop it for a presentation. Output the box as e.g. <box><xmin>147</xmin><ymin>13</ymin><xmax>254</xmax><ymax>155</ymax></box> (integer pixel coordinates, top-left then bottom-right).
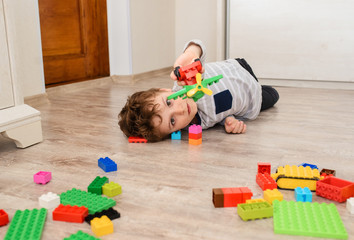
<box><xmin>39</xmin><ymin>192</ymin><xmax>60</xmax><ymax>209</ymax></box>
<box><xmin>347</xmin><ymin>197</ymin><xmax>354</xmax><ymax>214</ymax></box>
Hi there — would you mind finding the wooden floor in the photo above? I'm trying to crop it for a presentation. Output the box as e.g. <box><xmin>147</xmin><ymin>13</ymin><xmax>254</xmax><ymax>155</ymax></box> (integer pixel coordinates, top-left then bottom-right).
<box><xmin>1</xmin><ymin>74</ymin><xmax>354</xmax><ymax>240</ymax></box>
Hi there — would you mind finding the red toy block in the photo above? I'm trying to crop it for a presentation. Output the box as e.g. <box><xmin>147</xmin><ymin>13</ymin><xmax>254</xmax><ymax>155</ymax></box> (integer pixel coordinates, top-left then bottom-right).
<box><xmin>0</xmin><ymin>209</ymin><xmax>9</xmax><ymax>226</ymax></box>
<box><xmin>189</xmin><ymin>132</ymin><xmax>202</xmax><ymax>140</ymax></box>
<box><xmin>128</xmin><ymin>136</ymin><xmax>147</xmax><ymax>143</ymax></box>
<box><xmin>256</xmin><ymin>173</ymin><xmax>277</xmax><ymax>190</ymax></box>
<box><xmin>257</xmin><ymin>163</ymin><xmax>271</xmax><ymax>175</ymax></box>
<box><xmin>239</xmin><ymin>187</ymin><xmax>253</xmax><ymax>202</ymax></box>
<box><xmin>53</xmin><ymin>204</ymin><xmax>89</xmax><ymax>223</ymax></box>
<box><xmin>222</xmin><ymin>188</ymin><xmax>243</xmax><ymax>207</ymax></box>
<box><xmin>316</xmin><ymin>176</ymin><xmax>354</xmax><ymax>202</ymax></box>
<box><xmin>174</xmin><ymin>59</ymin><xmax>202</xmax><ymax>85</ymax></box>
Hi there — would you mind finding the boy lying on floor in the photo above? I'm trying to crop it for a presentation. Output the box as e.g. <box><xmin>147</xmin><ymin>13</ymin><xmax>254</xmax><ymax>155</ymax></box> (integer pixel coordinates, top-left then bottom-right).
<box><xmin>118</xmin><ymin>39</ymin><xmax>279</xmax><ymax>142</ymax></box>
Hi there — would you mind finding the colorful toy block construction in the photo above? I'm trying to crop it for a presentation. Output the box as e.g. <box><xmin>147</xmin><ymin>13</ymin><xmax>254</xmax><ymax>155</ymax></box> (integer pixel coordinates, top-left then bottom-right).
<box><xmin>174</xmin><ymin>58</ymin><xmax>202</xmax><ymax>85</ymax></box>
<box><xmin>264</xmin><ymin>189</ymin><xmax>283</xmax><ymax>205</ymax></box>
<box><xmin>91</xmin><ymin>215</ymin><xmax>114</xmax><ymax>237</ymax></box>
<box><xmin>128</xmin><ymin>136</ymin><xmax>147</xmax><ymax>143</ymax></box>
<box><xmin>316</xmin><ymin>176</ymin><xmax>354</xmax><ymax>202</ymax></box>
<box><xmin>171</xmin><ymin>130</ymin><xmax>181</xmax><ymax>140</ymax></box>
<box><xmin>53</xmin><ymin>204</ymin><xmax>89</xmax><ymax>223</ymax></box>
<box><xmin>347</xmin><ymin>197</ymin><xmax>354</xmax><ymax>214</ymax></box>
<box><xmin>4</xmin><ymin>208</ymin><xmax>47</xmax><ymax>240</ymax></box>
<box><xmin>88</xmin><ymin>176</ymin><xmax>109</xmax><ymax>195</ymax></box>
<box><xmin>295</xmin><ymin>187</ymin><xmax>312</xmax><ymax>202</ymax></box>
<box><xmin>102</xmin><ymin>182</ymin><xmax>122</xmax><ymax>197</ymax></box>
<box><xmin>271</xmin><ymin>165</ymin><xmax>320</xmax><ymax>191</ymax></box>
<box><xmin>298</xmin><ymin>163</ymin><xmax>318</xmax><ymax>169</ymax></box>
<box><xmin>273</xmin><ymin>200</ymin><xmax>348</xmax><ymax>239</ymax></box>
<box><xmin>85</xmin><ymin>207</ymin><xmax>120</xmax><ymax>225</ymax></box>
<box><xmin>63</xmin><ymin>230</ymin><xmax>100</xmax><ymax>240</ymax></box>
<box><xmin>320</xmin><ymin>168</ymin><xmax>336</xmax><ymax>177</ymax></box>
<box><xmin>60</xmin><ymin>188</ymin><xmax>116</xmax><ymax>215</ymax></box>
<box><xmin>257</xmin><ymin>162</ymin><xmax>271</xmax><ymax>174</ymax></box>
<box><xmin>98</xmin><ymin>157</ymin><xmax>117</xmax><ymax>172</ymax></box>
<box><xmin>33</xmin><ymin>171</ymin><xmax>52</xmax><ymax>184</ymax></box>
<box><xmin>38</xmin><ymin>192</ymin><xmax>60</xmax><ymax>209</ymax></box>
<box><xmin>0</xmin><ymin>209</ymin><xmax>9</xmax><ymax>226</ymax></box>
<box><xmin>213</xmin><ymin>187</ymin><xmax>253</xmax><ymax>208</ymax></box>
<box><xmin>189</xmin><ymin>124</ymin><xmax>202</xmax><ymax>145</ymax></box>
<box><xmin>256</xmin><ymin>172</ymin><xmax>277</xmax><ymax>190</ymax></box>
<box><xmin>237</xmin><ymin>201</ymin><xmax>273</xmax><ymax>221</ymax></box>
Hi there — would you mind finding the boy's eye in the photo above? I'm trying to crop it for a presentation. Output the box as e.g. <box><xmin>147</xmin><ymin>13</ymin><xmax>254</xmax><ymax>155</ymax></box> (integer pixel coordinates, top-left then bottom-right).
<box><xmin>166</xmin><ymin>99</ymin><xmax>172</xmax><ymax>106</ymax></box>
<box><xmin>170</xmin><ymin>117</ymin><xmax>175</xmax><ymax>126</ymax></box>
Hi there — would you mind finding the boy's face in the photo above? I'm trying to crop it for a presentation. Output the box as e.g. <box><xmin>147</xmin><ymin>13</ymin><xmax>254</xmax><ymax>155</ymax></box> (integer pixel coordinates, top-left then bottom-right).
<box><xmin>152</xmin><ymin>89</ymin><xmax>198</xmax><ymax>136</ymax></box>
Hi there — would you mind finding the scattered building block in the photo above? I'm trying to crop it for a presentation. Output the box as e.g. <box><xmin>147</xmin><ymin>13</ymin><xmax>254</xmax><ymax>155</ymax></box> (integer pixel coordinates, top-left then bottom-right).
<box><xmin>295</xmin><ymin>187</ymin><xmax>312</xmax><ymax>202</ymax></box>
<box><xmin>316</xmin><ymin>176</ymin><xmax>354</xmax><ymax>202</ymax></box>
<box><xmin>0</xmin><ymin>209</ymin><xmax>9</xmax><ymax>226</ymax></box>
<box><xmin>171</xmin><ymin>131</ymin><xmax>181</xmax><ymax>140</ymax></box>
<box><xmin>91</xmin><ymin>215</ymin><xmax>114</xmax><ymax>237</ymax></box>
<box><xmin>102</xmin><ymin>182</ymin><xmax>122</xmax><ymax>197</ymax></box>
<box><xmin>188</xmin><ymin>132</ymin><xmax>202</xmax><ymax>140</ymax></box>
<box><xmin>4</xmin><ymin>208</ymin><xmax>47</xmax><ymax>240</ymax></box>
<box><xmin>347</xmin><ymin>197</ymin><xmax>354</xmax><ymax>214</ymax></box>
<box><xmin>98</xmin><ymin>157</ymin><xmax>117</xmax><ymax>172</ymax></box>
<box><xmin>256</xmin><ymin>173</ymin><xmax>277</xmax><ymax>190</ymax></box>
<box><xmin>39</xmin><ymin>192</ymin><xmax>60</xmax><ymax>209</ymax></box>
<box><xmin>273</xmin><ymin>200</ymin><xmax>348</xmax><ymax>239</ymax></box>
<box><xmin>271</xmin><ymin>165</ymin><xmax>320</xmax><ymax>191</ymax></box>
<box><xmin>189</xmin><ymin>124</ymin><xmax>202</xmax><ymax>134</ymax></box>
<box><xmin>63</xmin><ymin>230</ymin><xmax>100</xmax><ymax>240</ymax></box>
<box><xmin>33</xmin><ymin>171</ymin><xmax>52</xmax><ymax>184</ymax></box>
<box><xmin>128</xmin><ymin>136</ymin><xmax>147</xmax><ymax>143</ymax></box>
<box><xmin>53</xmin><ymin>204</ymin><xmax>89</xmax><ymax>223</ymax></box>
<box><xmin>85</xmin><ymin>207</ymin><xmax>120</xmax><ymax>225</ymax></box>
<box><xmin>88</xmin><ymin>176</ymin><xmax>109</xmax><ymax>195</ymax></box>
<box><xmin>212</xmin><ymin>187</ymin><xmax>253</xmax><ymax>208</ymax></box>
<box><xmin>60</xmin><ymin>188</ymin><xmax>116</xmax><ymax>215</ymax></box>
<box><xmin>320</xmin><ymin>168</ymin><xmax>336</xmax><ymax>177</ymax></box>
<box><xmin>257</xmin><ymin>163</ymin><xmax>271</xmax><ymax>174</ymax></box>
<box><xmin>299</xmin><ymin>163</ymin><xmax>318</xmax><ymax>169</ymax></box>
<box><xmin>189</xmin><ymin>138</ymin><xmax>202</xmax><ymax>145</ymax></box>
<box><xmin>264</xmin><ymin>189</ymin><xmax>283</xmax><ymax>205</ymax></box>
<box><xmin>237</xmin><ymin>201</ymin><xmax>273</xmax><ymax>221</ymax></box>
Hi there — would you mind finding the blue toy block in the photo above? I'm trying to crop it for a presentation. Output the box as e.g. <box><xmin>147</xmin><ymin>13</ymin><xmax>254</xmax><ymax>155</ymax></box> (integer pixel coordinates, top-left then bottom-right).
<box><xmin>171</xmin><ymin>130</ymin><xmax>181</xmax><ymax>140</ymax></box>
<box><xmin>299</xmin><ymin>163</ymin><xmax>318</xmax><ymax>169</ymax></box>
<box><xmin>295</xmin><ymin>187</ymin><xmax>312</xmax><ymax>202</ymax></box>
<box><xmin>98</xmin><ymin>157</ymin><xmax>117</xmax><ymax>172</ymax></box>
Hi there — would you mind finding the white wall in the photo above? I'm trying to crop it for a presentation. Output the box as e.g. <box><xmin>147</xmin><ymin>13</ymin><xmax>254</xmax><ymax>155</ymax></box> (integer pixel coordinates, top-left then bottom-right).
<box><xmin>175</xmin><ymin>0</ymin><xmax>225</xmax><ymax>62</ymax></box>
<box><xmin>4</xmin><ymin>0</ymin><xmax>45</xmax><ymax>98</ymax></box>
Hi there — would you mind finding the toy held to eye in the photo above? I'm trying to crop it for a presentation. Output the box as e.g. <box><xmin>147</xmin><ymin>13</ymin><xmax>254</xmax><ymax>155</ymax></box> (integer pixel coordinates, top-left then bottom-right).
<box><xmin>174</xmin><ymin>59</ymin><xmax>202</xmax><ymax>85</ymax></box>
<box><xmin>168</xmin><ymin>73</ymin><xmax>223</xmax><ymax>102</ymax></box>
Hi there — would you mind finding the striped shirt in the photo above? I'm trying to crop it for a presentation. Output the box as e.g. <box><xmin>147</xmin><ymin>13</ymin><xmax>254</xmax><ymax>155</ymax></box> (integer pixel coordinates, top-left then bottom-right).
<box><xmin>173</xmin><ymin>39</ymin><xmax>262</xmax><ymax>129</ymax></box>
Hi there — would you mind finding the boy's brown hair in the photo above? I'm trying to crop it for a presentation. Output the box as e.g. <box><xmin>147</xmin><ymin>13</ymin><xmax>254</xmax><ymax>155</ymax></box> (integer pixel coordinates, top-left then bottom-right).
<box><xmin>118</xmin><ymin>88</ymin><xmax>164</xmax><ymax>142</ymax></box>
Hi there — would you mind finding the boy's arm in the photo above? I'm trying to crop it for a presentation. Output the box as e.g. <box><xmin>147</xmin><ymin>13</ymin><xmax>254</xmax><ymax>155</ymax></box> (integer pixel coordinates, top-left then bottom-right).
<box><xmin>170</xmin><ymin>39</ymin><xmax>206</xmax><ymax>85</ymax></box>
<box><xmin>224</xmin><ymin>116</ymin><xmax>247</xmax><ymax>134</ymax></box>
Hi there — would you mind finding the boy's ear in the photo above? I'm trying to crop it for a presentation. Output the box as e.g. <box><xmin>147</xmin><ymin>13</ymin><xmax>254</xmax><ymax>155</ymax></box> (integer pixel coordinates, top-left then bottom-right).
<box><xmin>159</xmin><ymin>88</ymin><xmax>172</xmax><ymax>92</ymax></box>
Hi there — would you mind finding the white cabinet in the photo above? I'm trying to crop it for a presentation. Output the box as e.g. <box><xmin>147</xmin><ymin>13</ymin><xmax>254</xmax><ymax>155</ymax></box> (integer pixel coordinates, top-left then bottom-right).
<box><xmin>0</xmin><ymin>0</ymin><xmax>42</xmax><ymax>148</ymax></box>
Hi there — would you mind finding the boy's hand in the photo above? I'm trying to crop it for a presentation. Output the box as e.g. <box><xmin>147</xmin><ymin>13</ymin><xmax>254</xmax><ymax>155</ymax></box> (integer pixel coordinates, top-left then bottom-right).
<box><xmin>170</xmin><ymin>44</ymin><xmax>204</xmax><ymax>85</ymax></box>
<box><xmin>224</xmin><ymin>116</ymin><xmax>247</xmax><ymax>134</ymax></box>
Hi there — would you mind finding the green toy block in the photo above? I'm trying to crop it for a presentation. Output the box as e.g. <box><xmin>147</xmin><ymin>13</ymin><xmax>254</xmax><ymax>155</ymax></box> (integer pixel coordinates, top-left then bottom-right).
<box><xmin>102</xmin><ymin>182</ymin><xmax>122</xmax><ymax>197</ymax></box>
<box><xmin>60</xmin><ymin>188</ymin><xmax>116</xmax><ymax>214</ymax></box>
<box><xmin>273</xmin><ymin>200</ymin><xmax>348</xmax><ymax>239</ymax></box>
<box><xmin>237</xmin><ymin>201</ymin><xmax>273</xmax><ymax>221</ymax></box>
<box><xmin>88</xmin><ymin>176</ymin><xmax>109</xmax><ymax>195</ymax></box>
<box><xmin>4</xmin><ymin>208</ymin><xmax>47</xmax><ymax>240</ymax></box>
<box><xmin>63</xmin><ymin>230</ymin><xmax>101</xmax><ymax>240</ymax></box>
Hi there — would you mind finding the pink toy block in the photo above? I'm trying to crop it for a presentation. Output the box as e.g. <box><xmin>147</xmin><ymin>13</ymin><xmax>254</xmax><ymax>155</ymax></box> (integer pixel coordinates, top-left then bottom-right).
<box><xmin>189</xmin><ymin>124</ymin><xmax>202</xmax><ymax>134</ymax></box>
<box><xmin>34</xmin><ymin>171</ymin><xmax>52</xmax><ymax>184</ymax></box>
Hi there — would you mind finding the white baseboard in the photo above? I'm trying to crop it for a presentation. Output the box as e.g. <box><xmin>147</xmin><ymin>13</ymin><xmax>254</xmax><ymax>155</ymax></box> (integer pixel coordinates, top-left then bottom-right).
<box><xmin>259</xmin><ymin>78</ymin><xmax>354</xmax><ymax>90</ymax></box>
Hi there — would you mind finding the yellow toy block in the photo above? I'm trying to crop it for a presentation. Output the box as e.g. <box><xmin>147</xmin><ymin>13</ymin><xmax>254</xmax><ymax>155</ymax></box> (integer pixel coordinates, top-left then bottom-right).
<box><xmin>264</xmin><ymin>189</ymin><xmax>283</xmax><ymax>204</ymax></box>
<box><xmin>271</xmin><ymin>165</ymin><xmax>320</xmax><ymax>191</ymax></box>
<box><xmin>91</xmin><ymin>215</ymin><xmax>114</xmax><ymax>237</ymax></box>
<box><xmin>102</xmin><ymin>182</ymin><xmax>122</xmax><ymax>197</ymax></box>
<box><xmin>246</xmin><ymin>198</ymin><xmax>266</xmax><ymax>204</ymax></box>
<box><xmin>189</xmin><ymin>138</ymin><xmax>202</xmax><ymax>145</ymax></box>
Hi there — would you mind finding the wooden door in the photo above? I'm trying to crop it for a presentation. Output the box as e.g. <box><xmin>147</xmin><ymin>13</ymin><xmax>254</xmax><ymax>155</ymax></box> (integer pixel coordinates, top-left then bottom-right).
<box><xmin>38</xmin><ymin>0</ymin><xmax>109</xmax><ymax>86</ymax></box>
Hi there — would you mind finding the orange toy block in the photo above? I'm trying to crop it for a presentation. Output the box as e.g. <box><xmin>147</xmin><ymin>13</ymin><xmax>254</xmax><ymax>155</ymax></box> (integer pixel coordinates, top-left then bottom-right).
<box><xmin>189</xmin><ymin>138</ymin><xmax>202</xmax><ymax>145</ymax></box>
